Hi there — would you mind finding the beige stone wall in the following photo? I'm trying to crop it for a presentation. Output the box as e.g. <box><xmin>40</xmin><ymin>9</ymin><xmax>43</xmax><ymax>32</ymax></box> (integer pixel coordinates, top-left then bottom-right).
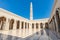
<box><xmin>0</xmin><ymin>8</ymin><xmax>49</xmax><ymax>31</ymax></box>
<box><xmin>49</xmin><ymin>0</ymin><xmax>60</xmax><ymax>21</ymax></box>
<box><xmin>48</xmin><ymin>0</ymin><xmax>60</xmax><ymax>35</ymax></box>
<box><xmin>0</xmin><ymin>8</ymin><xmax>49</xmax><ymax>38</ymax></box>
<box><xmin>0</xmin><ymin>8</ymin><xmax>29</xmax><ymax>30</ymax></box>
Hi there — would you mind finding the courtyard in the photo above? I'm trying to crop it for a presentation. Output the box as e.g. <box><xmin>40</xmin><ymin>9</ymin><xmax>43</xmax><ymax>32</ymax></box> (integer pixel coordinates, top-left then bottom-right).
<box><xmin>0</xmin><ymin>29</ymin><xmax>60</xmax><ymax>40</ymax></box>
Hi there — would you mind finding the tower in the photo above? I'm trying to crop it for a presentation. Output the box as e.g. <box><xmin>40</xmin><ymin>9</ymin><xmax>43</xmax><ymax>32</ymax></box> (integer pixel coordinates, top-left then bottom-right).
<box><xmin>30</xmin><ymin>2</ymin><xmax>33</xmax><ymax>20</ymax></box>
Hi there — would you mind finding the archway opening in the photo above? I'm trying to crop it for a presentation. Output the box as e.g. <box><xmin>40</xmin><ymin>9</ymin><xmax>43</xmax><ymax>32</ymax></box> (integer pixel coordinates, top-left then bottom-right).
<box><xmin>36</xmin><ymin>23</ymin><xmax>38</xmax><ymax>29</ymax></box>
<box><xmin>32</xmin><ymin>23</ymin><xmax>34</xmax><ymax>29</ymax></box>
<box><xmin>40</xmin><ymin>23</ymin><xmax>43</xmax><ymax>29</ymax></box>
<box><xmin>9</xmin><ymin>19</ymin><xmax>14</xmax><ymax>30</ymax></box>
<box><xmin>16</xmin><ymin>21</ymin><xmax>20</xmax><ymax>29</ymax></box>
<box><xmin>0</xmin><ymin>16</ymin><xmax>6</xmax><ymax>30</ymax></box>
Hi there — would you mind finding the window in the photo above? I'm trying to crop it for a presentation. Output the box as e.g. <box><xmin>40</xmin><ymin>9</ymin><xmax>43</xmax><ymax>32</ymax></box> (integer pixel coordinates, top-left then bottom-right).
<box><xmin>53</xmin><ymin>17</ymin><xmax>56</xmax><ymax>31</ymax></box>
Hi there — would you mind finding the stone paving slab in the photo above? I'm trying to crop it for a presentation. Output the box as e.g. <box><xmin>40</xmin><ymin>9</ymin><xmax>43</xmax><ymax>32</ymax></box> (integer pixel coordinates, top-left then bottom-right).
<box><xmin>0</xmin><ymin>29</ymin><xmax>59</xmax><ymax>40</ymax></box>
<box><xmin>45</xmin><ymin>29</ymin><xmax>60</xmax><ymax>40</ymax></box>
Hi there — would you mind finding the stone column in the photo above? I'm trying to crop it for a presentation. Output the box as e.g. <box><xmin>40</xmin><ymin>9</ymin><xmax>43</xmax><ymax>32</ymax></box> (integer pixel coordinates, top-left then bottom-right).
<box><xmin>19</xmin><ymin>21</ymin><xmax>20</xmax><ymax>29</ymax></box>
<box><xmin>5</xmin><ymin>18</ymin><xmax>9</xmax><ymax>30</ymax></box>
<box><xmin>29</xmin><ymin>23</ymin><xmax>31</xmax><ymax>29</ymax></box>
<box><xmin>27</xmin><ymin>23</ymin><xmax>28</xmax><ymax>29</ymax></box>
<box><xmin>55</xmin><ymin>14</ymin><xmax>58</xmax><ymax>32</ymax></box>
<box><xmin>24</xmin><ymin>22</ymin><xmax>25</xmax><ymax>29</ymax></box>
<box><xmin>23</xmin><ymin>22</ymin><xmax>24</xmax><ymax>29</ymax></box>
<box><xmin>2</xmin><ymin>20</ymin><xmax>6</xmax><ymax>30</ymax></box>
<box><xmin>0</xmin><ymin>21</ymin><xmax>2</xmax><ymax>29</ymax></box>
<box><xmin>29</xmin><ymin>23</ymin><xmax>32</xmax><ymax>34</ymax></box>
<box><xmin>38</xmin><ymin>23</ymin><xmax>40</xmax><ymax>31</ymax></box>
<box><xmin>34</xmin><ymin>23</ymin><xmax>36</xmax><ymax>33</ymax></box>
<box><xmin>27</xmin><ymin>23</ymin><xmax>29</xmax><ymax>29</ymax></box>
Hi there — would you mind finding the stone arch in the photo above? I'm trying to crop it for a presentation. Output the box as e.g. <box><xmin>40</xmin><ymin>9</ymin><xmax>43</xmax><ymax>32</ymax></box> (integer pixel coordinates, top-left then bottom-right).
<box><xmin>32</xmin><ymin>23</ymin><xmax>34</xmax><ymax>29</ymax></box>
<box><xmin>28</xmin><ymin>23</ymin><xmax>29</xmax><ymax>29</ymax></box>
<box><xmin>45</xmin><ymin>22</ymin><xmax>48</xmax><ymax>29</ymax></box>
<box><xmin>21</xmin><ymin>21</ymin><xmax>24</xmax><ymax>29</ymax></box>
<box><xmin>36</xmin><ymin>23</ymin><xmax>38</xmax><ymax>29</ymax></box>
<box><xmin>56</xmin><ymin>9</ymin><xmax>59</xmax><ymax>20</ymax></box>
<box><xmin>40</xmin><ymin>23</ymin><xmax>43</xmax><ymax>29</ymax></box>
<box><xmin>25</xmin><ymin>22</ymin><xmax>27</xmax><ymax>29</ymax></box>
<box><xmin>0</xmin><ymin>16</ymin><xmax>6</xmax><ymax>30</ymax></box>
<box><xmin>56</xmin><ymin>8</ymin><xmax>60</xmax><ymax>32</ymax></box>
<box><xmin>9</xmin><ymin>19</ymin><xmax>14</xmax><ymax>30</ymax></box>
<box><xmin>0</xmin><ymin>17</ymin><xmax>1</xmax><ymax>24</ymax></box>
<box><xmin>16</xmin><ymin>20</ymin><xmax>20</xmax><ymax>29</ymax></box>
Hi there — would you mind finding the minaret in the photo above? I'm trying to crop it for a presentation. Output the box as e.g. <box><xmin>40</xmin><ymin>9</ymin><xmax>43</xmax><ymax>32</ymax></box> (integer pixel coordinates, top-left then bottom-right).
<box><xmin>30</xmin><ymin>2</ymin><xmax>33</xmax><ymax>20</ymax></box>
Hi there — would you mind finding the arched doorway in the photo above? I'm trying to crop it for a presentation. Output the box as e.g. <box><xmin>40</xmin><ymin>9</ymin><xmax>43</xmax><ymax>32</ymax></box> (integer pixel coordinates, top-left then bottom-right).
<box><xmin>45</xmin><ymin>22</ymin><xmax>49</xmax><ymax>29</ymax></box>
<box><xmin>0</xmin><ymin>16</ymin><xmax>6</xmax><ymax>30</ymax></box>
<box><xmin>9</xmin><ymin>19</ymin><xmax>14</xmax><ymax>30</ymax></box>
<box><xmin>53</xmin><ymin>16</ymin><xmax>56</xmax><ymax>31</ymax></box>
<box><xmin>32</xmin><ymin>23</ymin><xmax>34</xmax><ymax>29</ymax></box>
<box><xmin>56</xmin><ymin>8</ymin><xmax>60</xmax><ymax>32</ymax></box>
<box><xmin>28</xmin><ymin>23</ymin><xmax>29</xmax><ymax>29</ymax></box>
<box><xmin>21</xmin><ymin>22</ymin><xmax>24</xmax><ymax>29</ymax></box>
<box><xmin>16</xmin><ymin>21</ymin><xmax>20</xmax><ymax>29</ymax></box>
<box><xmin>40</xmin><ymin>23</ymin><xmax>43</xmax><ymax>29</ymax></box>
<box><xmin>25</xmin><ymin>22</ymin><xmax>27</xmax><ymax>29</ymax></box>
<box><xmin>36</xmin><ymin>23</ymin><xmax>38</xmax><ymax>29</ymax></box>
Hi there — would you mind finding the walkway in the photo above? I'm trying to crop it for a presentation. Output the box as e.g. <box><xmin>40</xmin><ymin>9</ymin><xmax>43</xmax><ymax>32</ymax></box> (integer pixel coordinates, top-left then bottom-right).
<box><xmin>0</xmin><ymin>29</ymin><xmax>59</xmax><ymax>40</ymax></box>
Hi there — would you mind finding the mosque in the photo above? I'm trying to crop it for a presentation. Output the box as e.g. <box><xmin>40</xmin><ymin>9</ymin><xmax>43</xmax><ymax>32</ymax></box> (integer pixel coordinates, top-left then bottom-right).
<box><xmin>0</xmin><ymin>2</ymin><xmax>49</xmax><ymax>38</ymax></box>
<box><xmin>48</xmin><ymin>0</ymin><xmax>60</xmax><ymax>38</ymax></box>
<box><xmin>0</xmin><ymin>0</ymin><xmax>60</xmax><ymax>39</ymax></box>
<box><xmin>0</xmin><ymin>2</ymin><xmax>49</xmax><ymax>31</ymax></box>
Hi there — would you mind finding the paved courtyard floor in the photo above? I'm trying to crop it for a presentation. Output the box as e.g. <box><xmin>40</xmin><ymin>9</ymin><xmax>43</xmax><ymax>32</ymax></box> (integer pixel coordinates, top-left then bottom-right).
<box><xmin>0</xmin><ymin>29</ymin><xmax>60</xmax><ymax>40</ymax></box>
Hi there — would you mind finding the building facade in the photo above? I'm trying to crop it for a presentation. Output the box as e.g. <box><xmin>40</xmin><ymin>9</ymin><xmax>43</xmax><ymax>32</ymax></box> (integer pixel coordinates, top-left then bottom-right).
<box><xmin>0</xmin><ymin>2</ymin><xmax>49</xmax><ymax>30</ymax></box>
<box><xmin>48</xmin><ymin>0</ymin><xmax>60</xmax><ymax>38</ymax></box>
<box><xmin>0</xmin><ymin>8</ymin><xmax>48</xmax><ymax>31</ymax></box>
<box><xmin>0</xmin><ymin>2</ymin><xmax>48</xmax><ymax>37</ymax></box>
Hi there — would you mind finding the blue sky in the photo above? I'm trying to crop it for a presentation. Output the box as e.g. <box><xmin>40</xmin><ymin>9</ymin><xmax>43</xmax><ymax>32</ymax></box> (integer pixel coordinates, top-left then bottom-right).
<box><xmin>0</xmin><ymin>0</ymin><xmax>54</xmax><ymax>19</ymax></box>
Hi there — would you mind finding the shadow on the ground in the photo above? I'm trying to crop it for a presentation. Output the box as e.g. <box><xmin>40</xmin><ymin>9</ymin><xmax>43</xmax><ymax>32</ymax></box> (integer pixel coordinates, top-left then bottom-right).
<box><xmin>45</xmin><ymin>29</ymin><xmax>49</xmax><ymax>36</ymax></box>
<box><xmin>0</xmin><ymin>33</ymin><xmax>24</xmax><ymax>40</ymax></box>
<box><xmin>0</xmin><ymin>29</ymin><xmax>49</xmax><ymax>40</ymax></box>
